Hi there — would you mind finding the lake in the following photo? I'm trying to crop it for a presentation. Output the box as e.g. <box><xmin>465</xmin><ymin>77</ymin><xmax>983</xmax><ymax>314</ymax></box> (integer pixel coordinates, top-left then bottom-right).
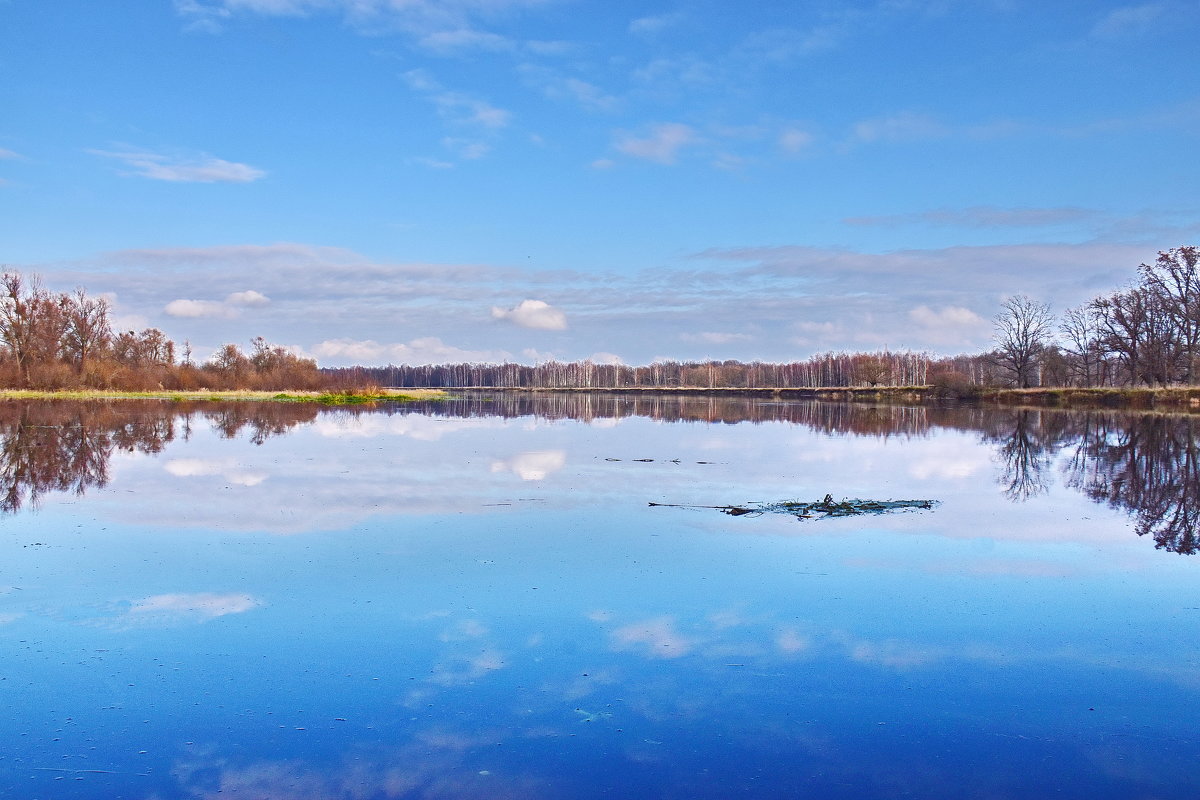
<box><xmin>2</xmin><ymin>394</ymin><xmax>1198</xmax><ymax>799</ymax></box>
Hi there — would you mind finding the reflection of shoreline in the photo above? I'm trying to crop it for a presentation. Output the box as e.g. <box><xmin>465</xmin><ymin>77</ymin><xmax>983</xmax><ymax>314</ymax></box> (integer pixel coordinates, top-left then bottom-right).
<box><xmin>2</xmin><ymin>397</ymin><xmax>1197</xmax><ymax>554</ymax></box>
<box><xmin>0</xmin><ymin>400</ymin><xmax>321</xmax><ymax>514</ymax></box>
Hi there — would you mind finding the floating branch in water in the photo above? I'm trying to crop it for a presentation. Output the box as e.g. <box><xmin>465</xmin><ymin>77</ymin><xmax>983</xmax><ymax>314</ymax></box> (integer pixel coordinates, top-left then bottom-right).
<box><xmin>649</xmin><ymin>494</ymin><xmax>938</xmax><ymax>520</ymax></box>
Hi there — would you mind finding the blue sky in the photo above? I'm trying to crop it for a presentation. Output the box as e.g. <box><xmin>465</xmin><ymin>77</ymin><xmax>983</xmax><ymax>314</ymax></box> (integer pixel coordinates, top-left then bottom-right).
<box><xmin>2</xmin><ymin>0</ymin><xmax>1198</xmax><ymax>366</ymax></box>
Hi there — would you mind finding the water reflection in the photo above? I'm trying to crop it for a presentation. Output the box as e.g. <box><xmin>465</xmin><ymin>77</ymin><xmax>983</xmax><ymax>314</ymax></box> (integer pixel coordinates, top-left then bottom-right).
<box><xmin>0</xmin><ymin>400</ymin><xmax>318</xmax><ymax>513</ymax></box>
<box><xmin>1</xmin><ymin>395</ymin><xmax>1199</xmax><ymax>553</ymax></box>
<box><xmin>980</xmin><ymin>409</ymin><xmax>1073</xmax><ymax>501</ymax></box>
<box><xmin>1064</xmin><ymin>413</ymin><xmax>1200</xmax><ymax>554</ymax></box>
<box><xmin>4</xmin><ymin>395</ymin><xmax>1199</xmax><ymax>800</ymax></box>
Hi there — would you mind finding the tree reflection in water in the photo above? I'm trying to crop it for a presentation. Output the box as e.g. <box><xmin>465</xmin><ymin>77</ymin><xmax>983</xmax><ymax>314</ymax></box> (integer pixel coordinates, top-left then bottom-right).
<box><xmin>980</xmin><ymin>409</ymin><xmax>1077</xmax><ymax>502</ymax></box>
<box><xmin>972</xmin><ymin>406</ymin><xmax>1200</xmax><ymax>554</ymax></box>
<box><xmin>0</xmin><ymin>400</ymin><xmax>319</xmax><ymax>514</ymax></box>
<box><xmin>1063</xmin><ymin>413</ymin><xmax>1200</xmax><ymax>554</ymax></box>
<box><xmin>1</xmin><ymin>394</ymin><xmax>1199</xmax><ymax>554</ymax></box>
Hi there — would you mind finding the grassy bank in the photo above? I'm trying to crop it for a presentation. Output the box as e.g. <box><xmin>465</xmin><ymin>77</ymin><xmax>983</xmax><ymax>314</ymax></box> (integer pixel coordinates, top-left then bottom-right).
<box><xmin>976</xmin><ymin>386</ymin><xmax>1200</xmax><ymax>409</ymax></box>
<box><xmin>0</xmin><ymin>388</ymin><xmax>446</xmax><ymax>405</ymax></box>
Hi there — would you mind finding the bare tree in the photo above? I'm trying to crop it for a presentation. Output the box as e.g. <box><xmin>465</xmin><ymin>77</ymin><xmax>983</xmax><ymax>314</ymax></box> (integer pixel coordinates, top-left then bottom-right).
<box><xmin>112</xmin><ymin>328</ymin><xmax>175</xmax><ymax>367</ymax></box>
<box><xmin>61</xmin><ymin>287</ymin><xmax>111</xmax><ymax>373</ymax></box>
<box><xmin>1091</xmin><ymin>286</ymin><xmax>1177</xmax><ymax>386</ymax></box>
<box><xmin>1139</xmin><ymin>246</ymin><xmax>1200</xmax><ymax>383</ymax></box>
<box><xmin>209</xmin><ymin>343</ymin><xmax>251</xmax><ymax>380</ymax></box>
<box><xmin>1059</xmin><ymin>303</ymin><xmax>1104</xmax><ymax>386</ymax></box>
<box><xmin>852</xmin><ymin>354</ymin><xmax>891</xmax><ymax>386</ymax></box>
<box><xmin>993</xmin><ymin>295</ymin><xmax>1053</xmax><ymax>388</ymax></box>
<box><xmin>0</xmin><ymin>272</ymin><xmax>69</xmax><ymax>386</ymax></box>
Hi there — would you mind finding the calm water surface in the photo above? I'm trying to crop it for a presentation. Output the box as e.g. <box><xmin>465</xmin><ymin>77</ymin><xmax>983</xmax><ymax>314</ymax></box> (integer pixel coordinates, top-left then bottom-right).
<box><xmin>1</xmin><ymin>395</ymin><xmax>1198</xmax><ymax>799</ymax></box>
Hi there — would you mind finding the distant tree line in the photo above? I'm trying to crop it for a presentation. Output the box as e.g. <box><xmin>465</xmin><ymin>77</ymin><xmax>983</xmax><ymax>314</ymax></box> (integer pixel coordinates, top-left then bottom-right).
<box><xmin>324</xmin><ymin>351</ymin><xmax>939</xmax><ymax>390</ymax></box>
<box><xmin>0</xmin><ymin>270</ymin><xmax>324</xmax><ymax>390</ymax></box>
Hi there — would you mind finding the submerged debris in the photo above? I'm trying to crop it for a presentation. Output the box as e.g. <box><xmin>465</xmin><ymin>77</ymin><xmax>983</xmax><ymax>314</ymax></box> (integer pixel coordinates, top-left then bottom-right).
<box><xmin>650</xmin><ymin>494</ymin><xmax>937</xmax><ymax>520</ymax></box>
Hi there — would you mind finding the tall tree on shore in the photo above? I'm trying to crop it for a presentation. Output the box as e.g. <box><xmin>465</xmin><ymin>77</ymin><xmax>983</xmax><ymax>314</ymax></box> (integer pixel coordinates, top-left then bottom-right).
<box><xmin>0</xmin><ymin>272</ymin><xmax>69</xmax><ymax>386</ymax></box>
<box><xmin>1059</xmin><ymin>304</ymin><xmax>1104</xmax><ymax>387</ymax></box>
<box><xmin>1138</xmin><ymin>246</ymin><xmax>1200</xmax><ymax>383</ymax></box>
<box><xmin>61</xmin><ymin>287</ymin><xmax>111</xmax><ymax>374</ymax></box>
<box><xmin>992</xmin><ymin>295</ymin><xmax>1053</xmax><ymax>388</ymax></box>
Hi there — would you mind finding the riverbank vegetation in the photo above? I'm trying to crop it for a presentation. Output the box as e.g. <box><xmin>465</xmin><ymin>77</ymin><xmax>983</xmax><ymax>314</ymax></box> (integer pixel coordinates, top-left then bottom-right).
<box><xmin>0</xmin><ymin>270</ymin><xmax>350</xmax><ymax>391</ymax></box>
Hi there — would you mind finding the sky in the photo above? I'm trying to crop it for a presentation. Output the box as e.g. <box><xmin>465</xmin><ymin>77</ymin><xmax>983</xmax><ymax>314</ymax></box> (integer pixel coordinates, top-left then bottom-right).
<box><xmin>2</xmin><ymin>0</ymin><xmax>1199</xmax><ymax>367</ymax></box>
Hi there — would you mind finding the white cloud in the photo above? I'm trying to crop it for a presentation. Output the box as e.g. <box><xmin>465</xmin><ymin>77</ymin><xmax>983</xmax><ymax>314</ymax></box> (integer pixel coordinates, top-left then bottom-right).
<box><xmin>0</xmin><ymin>148</ymin><xmax>19</xmax><ymax>160</ymax></box>
<box><xmin>587</xmin><ymin>351</ymin><xmax>623</xmax><ymax>365</ymax></box>
<box><xmin>164</xmin><ymin>298</ymin><xmax>236</xmax><ymax>318</ymax></box>
<box><xmin>521</xmin><ymin>347</ymin><xmax>560</xmax><ymax>362</ymax></box>
<box><xmin>311</xmin><ymin>336</ymin><xmax>511</xmax><ymax>366</ymax></box>
<box><xmin>226</xmin><ymin>289</ymin><xmax>270</xmax><ymax>306</ymax></box>
<box><xmin>404</xmin><ymin>70</ymin><xmax>511</xmax><ymax>131</ymax></box>
<box><xmin>590</xmin><ymin>158</ymin><xmax>616</xmax><ymax>170</ymax></box>
<box><xmin>89</xmin><ymin>147</ymin><xmax>265</xmax><ymax>183</ymax></box>
<box><xmin>907</xmin><ymin>305</ymin><xmax>988</xmax><ymax>346</ymax></box>
<box><xmin>491</xmin><ymin>299</ymin><xmax>568</xmax><ymax>330</ymax></box>
<box><xmin>164</xmin><ymin>290</ymin><xmax>269</xmax><ymax>317</ymax></box>
<box><xmin>614</xmin><ymin>123</ymin><xmax>697</xmax><ymax>164</ymax></box>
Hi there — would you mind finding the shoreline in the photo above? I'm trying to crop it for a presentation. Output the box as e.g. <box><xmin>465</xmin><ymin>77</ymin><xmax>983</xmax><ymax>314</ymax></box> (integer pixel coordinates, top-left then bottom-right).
<box><xmin>1</xmin><ymin>385</ymin><xmax>1198</xmax><ymax>411</ymax></box>
<box><xmin>0</xmin><ymin>388</ymin><xmax>446</xmax><ymax>404</ymax></box>
<box><xmin>438</xmin><ymin>385</ymin><xmax>1200</xmax><ymax>410</ymax></box>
